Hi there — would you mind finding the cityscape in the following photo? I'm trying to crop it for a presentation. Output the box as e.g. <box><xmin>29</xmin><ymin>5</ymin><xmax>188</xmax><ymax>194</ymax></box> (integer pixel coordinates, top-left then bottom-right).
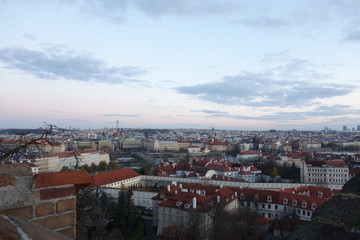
<box><xmin>1</xmin><ymin>1</ymin><xmax>360</xmax><ymax>240</ymax></box>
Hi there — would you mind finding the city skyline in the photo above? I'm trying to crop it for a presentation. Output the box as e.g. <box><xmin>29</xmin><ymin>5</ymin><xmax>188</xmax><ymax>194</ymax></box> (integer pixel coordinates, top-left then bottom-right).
<box><xmin>1</xmin><ymin>1</ymin><xmax>360</xmax><ymax>130</ymax></box>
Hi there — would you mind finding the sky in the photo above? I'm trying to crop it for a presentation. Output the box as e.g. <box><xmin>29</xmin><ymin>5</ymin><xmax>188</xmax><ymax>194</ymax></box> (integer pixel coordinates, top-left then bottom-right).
<box><xmin>1</xmin><ymin>0</ymin><xmax>360</xmax><ymax>131</ymax></box>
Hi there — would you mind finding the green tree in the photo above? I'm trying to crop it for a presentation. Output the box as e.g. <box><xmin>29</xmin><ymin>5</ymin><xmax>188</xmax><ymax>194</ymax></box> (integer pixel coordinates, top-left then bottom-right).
<box><xmin>98</xmin><ymin>161</ymin><xmax>108</xmax><ymax>171</ymax></box>
<box><xmin>80</xmin><ymin>164</ymin><xmax>90</xmax><ymax>171</ymax></box>
<box><xmin>117</xmin><ymin>189</ymin><xmax>136</xmax><ymax>237</ymax></box>
<box><xmin>109</xmin><ymin>160</ymin><xmax>117</xmax><ymax>169</ymax></box>
<box><xmin>60</xmin><ymin>166</ymin><xmax>71</xmax><ymax>171</ymax></box>
<box><xmin>270</xmin><ymin>167</ymin><xmax>280</xmax><ymax>177</ymax></box>
<box><xmin>90</xmin><ymin>163</ymin><xmax>97</xmax><ymax>172</ymax></box>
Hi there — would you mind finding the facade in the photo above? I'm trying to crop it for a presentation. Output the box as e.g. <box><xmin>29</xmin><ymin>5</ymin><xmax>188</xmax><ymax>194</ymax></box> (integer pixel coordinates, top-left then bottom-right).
<box><xmin>147</xmin><ymin>140</ymin><xmax>179</xmax><ymax>152</ymax></box>
<box><xmin>236</xmin><ymin>186</ymin><xmax>339</xmax><ymax>221</ymax></box>
<box><xmin>32</xmin><ymin>150</ymin><xmax>109</xmax><ymax>173</ymax></box>
<box><xmin>91</xmin><ymin>168</ymin><xmax>141</xmax><ymax>188</ymax></box>
<box><xmin>152</xmin><ymin>183</ymin><xmax>238</xmax><ymax>238</ymax></box>
<box><xmin>300</xmin><ymin>160</ymin><xmax>350</xmax><ymax>184</ymax></box>
<box><xmin>237</xmin><ymin>151</ymin><xmax>262</xmax><ymax>161</ymax></box>
<box><xmin>120</xmin><ymin>138</ymin><xmax>142</xmax><ymax>151</ymax></box>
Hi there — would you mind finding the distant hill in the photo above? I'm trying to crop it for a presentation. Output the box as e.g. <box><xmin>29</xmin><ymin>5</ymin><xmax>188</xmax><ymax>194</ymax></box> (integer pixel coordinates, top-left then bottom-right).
<box><xmin>288</xmin><ymin>176</ymin><xmax>360</xmax><ymax>240</ymax></box>
<box><xmin>0</xmin><ymin>128</ymin><xmax>69</xmax><ymax>135</ymax></box>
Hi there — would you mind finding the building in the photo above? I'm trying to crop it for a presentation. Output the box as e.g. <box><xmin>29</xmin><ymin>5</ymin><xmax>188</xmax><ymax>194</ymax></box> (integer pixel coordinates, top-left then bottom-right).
<box><xmin>236</xmin><ymin>186</ymin><xmax>339</xmax><ymax>221</ymax></box>
<box><xmin>300</xmin><ymin>160</ymin><xmax>350</xmax><ymax>184</ymax></box>
<box><xmin>152</xmin><ymin>183</ymin><xmax>238</xmax><ymax>238</ymax></box>
<box><xmin>146</xmin><ymin>140</ymin><xmax>179</xmax><ymax>152</ymax></box>
<box><xmin>120</xmin><ymin>138</ymin><xmax>142</xmax><ymax>151</ymax></box>
<box><xmin>91</xmin><ymin>168</ymin><xmax>141</xmax><ymax>188</ymax></box>
<box><xmin>237</xmin><ymin>151</ymin><xmax>262</xmax><ymax>161</ymax></box>
<box><xmin>31</xmin><ymin>150</ymin><xmax>109</xmax><ymax>173</ymax></box>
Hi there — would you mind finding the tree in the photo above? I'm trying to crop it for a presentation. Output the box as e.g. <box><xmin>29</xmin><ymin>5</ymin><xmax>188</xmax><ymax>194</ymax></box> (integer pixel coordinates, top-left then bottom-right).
<box><xmin>60</xmin><ymin>166</ymin><xmax>71</xmax><ymax>171</ymax></box>
<box><xmin>97</xmin><ymin>161</ymin><xmax>108</xmax><ymax>171</ymax></box>
<box><xmin>0</xmin><ymin>124</ymin><xmax>60</xmax><ymax>162</ymax></box>
<box><xmin>90</xmin><ymin>163</ymin><xmax>97</xmax><ymax>173</ymax></box>
<box><xmin>270</xmin><ymin>167</ymin><xmax>280</xmax><ymax>177</ymax></box>
<box><xmin>80</xmin><ymin>164</ymin><xmax>90</xmax><ymax>172</ymax></box>
<box><xmin>117</xmin><ymin>189</ymin><xmax>137</xmax><ymax>238</ymax></box>
<box><xmin>109</xmin><ymin>160</ymin><xmax>117</xmax><ymax>169</ymax></box>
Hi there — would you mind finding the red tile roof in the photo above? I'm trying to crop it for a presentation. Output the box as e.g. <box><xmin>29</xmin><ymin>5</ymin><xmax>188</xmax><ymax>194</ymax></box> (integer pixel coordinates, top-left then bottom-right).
<box><xmin>91</xmin><ymin>168</ymin><xmax>141</xmax><ymax>187</ymax></box>
<box><xmin>35</xmin><ymin>171</ymin><xmax>91</xmax><ymax>188</ymax></box>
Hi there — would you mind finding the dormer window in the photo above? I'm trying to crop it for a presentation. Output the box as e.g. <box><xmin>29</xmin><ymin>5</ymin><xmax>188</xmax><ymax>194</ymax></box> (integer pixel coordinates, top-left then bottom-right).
<box><xmin>311</xmin><ymin>203</ymin><xmax>317</xmax><ymax>210</ymax></box>
<box><xmin>240</xmin><ymin>193</ymin><xmax>245</xmax><ymax>200</ymax></box>
<box><xmin>283</xmin><ymin>198</ymin><xmax>288</xmax><ymax>204</ymax></box>
<box><xmin>254</xmin><ymin>194</ymin><xmax>259</xmax><ymax>201</ymax></box>
<box><xmin>318</xmin><ymin>191</ymin><xmax>323</xmax><ymax>197</ymax></box>
<box><xmin>176</xmin><ymin>201</ymin><xmax>182</xmax><ymax>207</ymax></box>
<box><xmin>292</xmin><ymin>200</ymin><xmax>297</xmax><ymax>206</ymax></box>
<box><xmin>267</xmin><ymin>195</ymin><xmax>272</xmax><ymax>202</ymax></box>
<box><xmin>185</xmin><ymin>203</ymin><xmax>191</xmax><ymax>208</ymax></box>
<box><xmin>302</xmin><ymin>201</ymin><xmax>307</xmax><ymax>208</ymax></box>
<box><xmin>160</xmin><ymin>194</ymin><xmax>165</xmax><ymax>198</ymax></box>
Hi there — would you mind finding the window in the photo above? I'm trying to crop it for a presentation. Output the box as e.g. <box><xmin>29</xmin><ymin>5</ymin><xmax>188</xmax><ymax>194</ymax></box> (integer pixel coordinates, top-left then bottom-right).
<box><xmin>268</xmin><ymin>204</ymin><xmax>271</xmax><ymax>209</ymax></box>
<box><xmin>267</xmin><ymin>195</ymin><xmax>272</xmax><ymax>202</ymax></box>
<box><xmin>240</xmin><ymin>193</ymin><xmax>245</xmax><ymax>200</ymax></box>
<box><xmin>302</xmin><ymin>201</ymin><xmax>307</xmax><ymax>208</ymax></box>
<box><xmin>283</xmin><ymin>198</ymin><xmax>288</xmax><ymax>204</ymax></box>
<box><xmin>311</xmin><ymin>203</ymin><xmax>317</xmax><ymax>210</ymax></box>
<box><xmin>292</xmin><ymin>200</ymin><xmax>297</xmax><ymax>206</ymax></box>
<box><xmin>254</xmin><ymin>194</ymin><xmax>259</xmax><ymax>201</ymax></box>
<box><xmin>275</xmin><ymin>205</ymin><xmax>278</xmax><ymax>210</ymax></box>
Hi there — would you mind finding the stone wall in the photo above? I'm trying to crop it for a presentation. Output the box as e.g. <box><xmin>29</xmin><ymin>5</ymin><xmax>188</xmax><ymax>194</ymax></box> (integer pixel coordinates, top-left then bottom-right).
<box><xmin>0</xmin><ymin>171</ymin><xmax>91</xmax><ymax>239</ymax></box>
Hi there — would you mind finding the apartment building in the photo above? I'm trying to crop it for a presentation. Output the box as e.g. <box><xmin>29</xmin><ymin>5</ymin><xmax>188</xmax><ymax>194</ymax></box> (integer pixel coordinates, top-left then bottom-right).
<box><xmin>236</xmin><ymin>186</ymin><xmax>339</xmax><ymax>221</ymax></box>
<box><xmin>31</xmin><ymin>150</ymin><xmax>109</xmax><ymax>173</ymax></box>
<box><xmin>153</xmin><ymin>183</ymin><xmax>238</xmax><ymax>238</ymax></box>
<box><xmin>300</xmin><ymin>160</ymin><xmax>350</xmax><ymax>184</ymax></box>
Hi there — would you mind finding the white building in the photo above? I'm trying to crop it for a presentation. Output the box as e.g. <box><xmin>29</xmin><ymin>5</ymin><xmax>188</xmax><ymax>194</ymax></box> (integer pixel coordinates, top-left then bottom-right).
<box><xmin>152</xmin><ymin>183</ymin><xmax>238</xmax><ymax>238</ymax></box>
<box><xmin>300</xmin><ymin>160</ymin><xmax>349</xmax><ymax>184</ymax></box>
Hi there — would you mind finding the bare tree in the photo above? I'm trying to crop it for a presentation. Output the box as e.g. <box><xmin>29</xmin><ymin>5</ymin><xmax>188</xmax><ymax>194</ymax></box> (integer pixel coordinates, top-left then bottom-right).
<box><xmin>0</xmin><ymin>123</ymin><xmax>61</xmax><ymax>162</ymax></box>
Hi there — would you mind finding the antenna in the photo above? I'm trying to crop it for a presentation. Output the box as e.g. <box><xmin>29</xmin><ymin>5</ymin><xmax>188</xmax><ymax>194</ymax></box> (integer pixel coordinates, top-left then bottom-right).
<box><xmin>116</xmin><ymin>120</ymin><xmax>120</xmax><ymax>133</ymax></box>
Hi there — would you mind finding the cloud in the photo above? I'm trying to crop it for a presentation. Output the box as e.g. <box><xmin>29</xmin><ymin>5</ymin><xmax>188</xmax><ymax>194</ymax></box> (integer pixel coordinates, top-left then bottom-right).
<box><xmin>201</xmin><ymin>105</ymin><xmax>360</xmax><ymax>122</ymax></box>
<box><xmin>344</xmin><ymin>30</ymin><xmax>360</xmax><ymax>41</ymax></box>
<box><xmin>177</xmin><ymin>72</ymin><xmax>354</xmax><ymax>108</ymax></box>
<box><xmin>235</xmin><ymin>16</ymin><xmax>288</xmax><ymax>29</ymax></box>
<box><xmin>72</xmin><ymin>0</ymin><xmax>244</xmax><ymax>22</ymax></box>
<box><xmin>103</xmin><ymin>113</ymin><xmax>141</xmax><ymax>117</ymax></box>
<box><xmin>131</xmin><ymin>0</ymin><xmax>243</xmax><ymax>18</ymax></box>
<box><xmin>191</xmin><ymin>109</ymin><xmax>228</xmax><ymax>114</ymax></box>
<box><xmin>22</xmin><ymin>34</ymin><xmax>37</xmax><ymax>41</ymax></box>
<box><xmin>0</xmin><ymin>47</ymin><xmax>147</xmax><ymax>84</ymax></box>
<box><xmin>53</xmin><ymin>110</ymin><xmax>67</xmax><ymax>114</ymax></box>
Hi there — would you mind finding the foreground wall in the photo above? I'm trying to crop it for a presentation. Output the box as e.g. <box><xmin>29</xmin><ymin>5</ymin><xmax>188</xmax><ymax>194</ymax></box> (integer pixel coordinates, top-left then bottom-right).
<box><xmin>0</xmin><ymin>171</ymin><xmax>91</xmax><ymax>239</ymax></box>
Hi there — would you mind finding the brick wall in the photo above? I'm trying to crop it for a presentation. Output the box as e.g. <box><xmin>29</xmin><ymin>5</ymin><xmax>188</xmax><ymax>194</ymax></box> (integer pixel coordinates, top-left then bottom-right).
<box><xmin>0</xmin><ymin>171</ymin><xmax>91</xmax><ymax>239</ymax></box>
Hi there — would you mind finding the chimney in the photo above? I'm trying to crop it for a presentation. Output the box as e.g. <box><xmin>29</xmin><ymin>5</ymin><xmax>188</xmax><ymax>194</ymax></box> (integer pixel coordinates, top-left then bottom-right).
<box><xmin>193</xmin><ymin>197</ymin><xmax>197</xmax><ymax>209</ymax></box>
<box><xmin>175</xmin><ymin>190</ymin><xmax>178</xmax><ymax>194</ymax></box>
<box><xmin>167</xmin><ymin>185</ymin><xmax>170</xmax><ymax>192</ymax></box>
<box><xmin>179</xmin><ymin>183</ymin><xmax>182</xmax><ymax>188</ymax></box>
<box><xmin>217</xmin><ymin>195</ymin><xmax>220</xmax><ymax>203</ymax></box>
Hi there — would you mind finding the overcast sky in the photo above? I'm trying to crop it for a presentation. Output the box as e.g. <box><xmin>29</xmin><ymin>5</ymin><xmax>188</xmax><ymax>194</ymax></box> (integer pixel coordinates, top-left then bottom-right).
<box><xmin>1</xmin><ymin>0</ymin><xmax>360</xmax><ymax>130</ymax></box>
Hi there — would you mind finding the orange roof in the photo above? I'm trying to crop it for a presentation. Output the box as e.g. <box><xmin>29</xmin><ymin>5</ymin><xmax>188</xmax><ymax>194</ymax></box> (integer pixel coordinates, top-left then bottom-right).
<box><xmin>91</xmin><ymin>168</ymin><xmax>141</xmax><ymax>187</ymax></box>
<box><xmin>35</xmin><ymin>171</ymin><xmax>91</xmax><ymax>188</ymax></box>
<box><xmin>240</xmin><ymin>150</ymin><xmax>262</xmax><ymax>155</ymax></box>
